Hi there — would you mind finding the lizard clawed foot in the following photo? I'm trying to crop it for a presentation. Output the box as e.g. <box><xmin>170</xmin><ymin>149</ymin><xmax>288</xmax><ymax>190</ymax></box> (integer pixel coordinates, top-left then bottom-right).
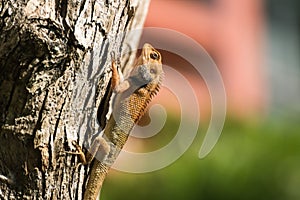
<box><xmin>110</xmin><ymin>51</ymin><xmax>121</xmax><ymax>67</ymax></box>
<box><xmin>65</xmin><ymin>141</ymin><xmax>87</xmax><ymax>169</ymax></box>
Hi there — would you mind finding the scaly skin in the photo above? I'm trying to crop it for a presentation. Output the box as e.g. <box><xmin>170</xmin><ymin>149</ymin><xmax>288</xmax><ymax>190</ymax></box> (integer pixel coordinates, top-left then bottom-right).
<box><xmin>76</xmin><ymin>43</ymin><xmax>163</xmax><ymax>200</ymax></box>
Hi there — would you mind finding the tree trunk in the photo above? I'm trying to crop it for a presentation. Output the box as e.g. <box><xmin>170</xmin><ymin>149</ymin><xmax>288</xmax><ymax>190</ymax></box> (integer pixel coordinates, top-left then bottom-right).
<box><xmin>0</xmin><ymin>0</ymin><xmax>150</xmax><ymax>199</ymax></box>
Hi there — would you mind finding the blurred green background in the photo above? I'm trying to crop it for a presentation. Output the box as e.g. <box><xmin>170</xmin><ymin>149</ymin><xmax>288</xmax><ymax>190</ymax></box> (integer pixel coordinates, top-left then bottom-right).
<box><xmin>101</xmin><ymin>119</ymin><xmax>300</xmax><ymax>200</ymax></box>
<box><xmin>101</xmin><ymin>0</ymin><xmax>300</xmax><ymax>199</ymax></box>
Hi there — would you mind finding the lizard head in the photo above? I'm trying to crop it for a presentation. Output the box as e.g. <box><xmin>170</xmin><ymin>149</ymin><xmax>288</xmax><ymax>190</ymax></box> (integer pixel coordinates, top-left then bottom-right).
<box><xmin>130</xmin><ymin>43</ymin><xmax>163</xmax><ymax>87</ymax></box>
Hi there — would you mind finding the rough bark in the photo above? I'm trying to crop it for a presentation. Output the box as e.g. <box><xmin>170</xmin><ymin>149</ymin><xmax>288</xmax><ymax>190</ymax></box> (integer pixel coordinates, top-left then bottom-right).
<box><xmin>0</xmin><ymin>0</ymin><xmax>150</xmax><ymax>199</ymax></box>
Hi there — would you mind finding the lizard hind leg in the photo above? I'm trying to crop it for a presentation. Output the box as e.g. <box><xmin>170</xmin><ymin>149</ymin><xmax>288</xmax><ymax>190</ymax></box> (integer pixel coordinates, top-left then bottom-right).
<box><xmin>66</xmin><ymin>138</ymin><xmax>110</xmax><ymax>168</ymax></box>
<box><xmin>65</xmin><ymin>141</ymin><xmax>87</xmax><ymax>169</ymax></box>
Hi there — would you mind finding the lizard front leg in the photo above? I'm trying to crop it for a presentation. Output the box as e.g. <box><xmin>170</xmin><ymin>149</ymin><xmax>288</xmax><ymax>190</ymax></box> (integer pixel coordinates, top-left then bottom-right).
<box><xmin>111</xmin><ymin>55</ymin><xmax>131</xmax><ymax>93</ymax></box>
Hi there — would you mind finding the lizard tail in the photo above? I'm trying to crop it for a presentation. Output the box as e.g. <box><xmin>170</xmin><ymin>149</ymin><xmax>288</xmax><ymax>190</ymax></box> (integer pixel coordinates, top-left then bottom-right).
<box><xmin>84</xmin><ymin>162</ymin><xmax>109</xmax><ymax>200</ymax></box>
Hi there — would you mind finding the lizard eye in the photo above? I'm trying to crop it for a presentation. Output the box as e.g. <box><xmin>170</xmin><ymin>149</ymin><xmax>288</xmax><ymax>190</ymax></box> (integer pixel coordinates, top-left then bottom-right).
<box><xmin>150</xmin><ymin>52</ymin><xmax>159</xmax><ymax>60</ymax></box>
<box><xmin>150</xmin><ymin>68</ymin><xmax>156</xmax><ymax>74</ymax></box>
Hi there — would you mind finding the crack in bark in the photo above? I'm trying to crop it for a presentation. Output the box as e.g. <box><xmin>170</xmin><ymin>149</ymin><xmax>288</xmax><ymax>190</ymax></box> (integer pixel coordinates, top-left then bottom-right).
<box><xmin>53</xmin><ymin>95</ymin><xmax>68</xmax><ymax>141</ymax></box>
<box><xmin>122</xmin><ymin>0</ymin><xmax>135</xmax><ymax>29</ymax></box>
<box><xmin>90</xmin><ymin>0</ymin><xmax>96</xmax><ymax>21</ymax></box>
<box><xmin>32</xmin><ymin>90</ymin><xmax>49</xmax><ymax>138</ymax></box>
<box><xmin>95</xmin><ymin>41</ymin><xmax>109</xmax><ymax>78</ymax></box>
<box><xmin>41</xmin><ymin>169</ymin><xmax>46</xmax><ymax>198</ymax></box>
<box><xmin>78</xmin><ymin>0</ymin><xmax>87</xmax><ymax>17</ymax></box>
<box><xmin>4</xmin><ymin>79</ymin><xmax>17</xmax><ymax>124</ymax></box>
<box><xmin>60</xmin><ymin>0</ymin><xmax>68</xmax><ymax>20</ymax></box>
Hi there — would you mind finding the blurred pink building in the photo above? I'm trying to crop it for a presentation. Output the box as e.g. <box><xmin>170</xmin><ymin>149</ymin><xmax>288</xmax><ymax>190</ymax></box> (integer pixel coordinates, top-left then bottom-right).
<box><xmin>144</xmin><ymin>0</ymin><xmax>267</xmax><ymax>120</ymax></box>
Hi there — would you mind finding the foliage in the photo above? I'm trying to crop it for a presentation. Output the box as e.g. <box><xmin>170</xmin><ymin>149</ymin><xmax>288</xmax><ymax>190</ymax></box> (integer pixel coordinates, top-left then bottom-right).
<box><xmin>101</xmin><ymin>119</ymin><xmax>300</xmax><ymax>200</ymax></box>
